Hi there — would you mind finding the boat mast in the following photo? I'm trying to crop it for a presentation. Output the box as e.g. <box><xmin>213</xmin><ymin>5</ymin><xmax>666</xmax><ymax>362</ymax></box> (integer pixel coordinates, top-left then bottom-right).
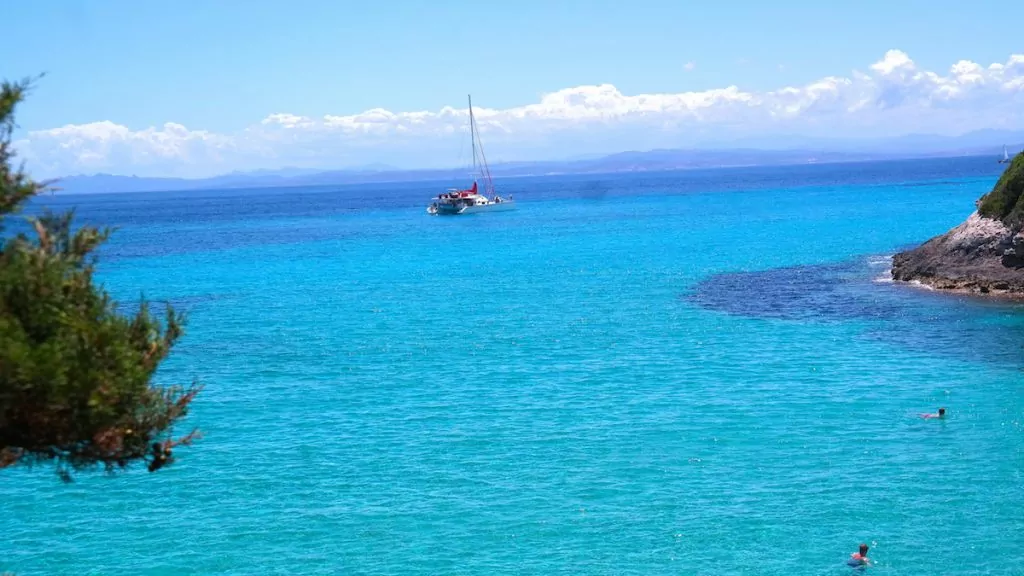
<box><xmin>467</xmin><ymin>94</ymin><xmax>495</xmax><ymax>196</ymax></box>
<box><xmin>469</xmin><ymin>95</ymin><xmax>479</xmax><ymax>176</ymax></box>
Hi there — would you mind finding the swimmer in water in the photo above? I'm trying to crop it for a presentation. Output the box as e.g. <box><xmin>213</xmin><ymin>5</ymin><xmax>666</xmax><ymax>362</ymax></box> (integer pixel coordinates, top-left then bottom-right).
<box><xmin>921</xmin><ymin>407</ymin><xmax>946</xmax><ymax>419</ymax></box>
<box><xmin>847</xmin><ymin>543</ymin><xmax>870</xmax><ymax>568</ymax></box>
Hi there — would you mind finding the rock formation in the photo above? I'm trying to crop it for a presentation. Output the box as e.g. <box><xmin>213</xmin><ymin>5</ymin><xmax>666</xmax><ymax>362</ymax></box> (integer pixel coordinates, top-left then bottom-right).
<box><xmin>891</xmin><ymin>153</ymin><xmax>1024</xmax><ymax>296</ymax></box>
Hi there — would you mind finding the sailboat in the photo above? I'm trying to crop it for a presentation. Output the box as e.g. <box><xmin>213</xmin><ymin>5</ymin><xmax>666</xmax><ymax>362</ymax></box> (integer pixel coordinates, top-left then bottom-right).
<box><xmin>427</xmin><ymin>95</ymin><xmax>516</xmax><ymax>215</ymax></box>
<box><xmin>999</xmin><ymin>145</ymin><xmax>1011</xmax><ymax>164</ymax></box>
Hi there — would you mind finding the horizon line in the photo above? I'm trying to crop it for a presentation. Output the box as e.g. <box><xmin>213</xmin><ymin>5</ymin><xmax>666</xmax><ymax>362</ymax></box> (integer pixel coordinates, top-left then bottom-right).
<box><xmin>47</xmin><ymin>150</ymin><xmax>1016</xmax><ymax>196</ymax></box>
<box><xmin>54</xmin><ymin>140</ymin><xmax>1023</xmax><ymax>182</ymax></box>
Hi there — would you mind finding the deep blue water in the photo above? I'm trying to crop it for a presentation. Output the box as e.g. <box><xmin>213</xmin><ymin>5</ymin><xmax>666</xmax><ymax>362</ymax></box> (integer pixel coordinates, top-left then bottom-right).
<box><xmin>3</xmin><ymin>157</ymin><xmax>1023</xmax><ymax>575</ymax></box>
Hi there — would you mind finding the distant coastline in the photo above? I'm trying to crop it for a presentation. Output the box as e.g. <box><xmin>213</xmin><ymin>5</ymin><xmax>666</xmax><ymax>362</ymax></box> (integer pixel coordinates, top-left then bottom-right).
<box><xmin>49</xmin><ymin>139</ymin><xmax>1024</xmax><ymax>195</ymax></box>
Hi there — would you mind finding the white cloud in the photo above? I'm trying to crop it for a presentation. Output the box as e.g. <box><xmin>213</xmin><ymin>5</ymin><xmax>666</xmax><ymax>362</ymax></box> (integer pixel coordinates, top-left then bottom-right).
<box><xmin>261</xmin><ymin>113</ymin><xmax>313</xmax><ymax>129</ymax></box>
<box><xmin>684</xmin><ymin>61</ymin><xmax>696</xmax><ymax>72</ymax></box>
<box><xmin>20</xmin><ymin>121</ymin><xmax>235</xmax><ymax>177</ymax></box>
<box><xmin>15</xmin><ymin>50</ymin><xmax>1024</xmax><ymax>178</ymax></box>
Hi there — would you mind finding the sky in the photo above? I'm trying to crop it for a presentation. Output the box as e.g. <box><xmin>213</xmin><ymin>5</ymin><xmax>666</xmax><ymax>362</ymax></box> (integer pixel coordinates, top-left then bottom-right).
<box><xmin>4</xmin><ymin>0</ymin><xmax>1024</xmax><ymax>178</ymax></box>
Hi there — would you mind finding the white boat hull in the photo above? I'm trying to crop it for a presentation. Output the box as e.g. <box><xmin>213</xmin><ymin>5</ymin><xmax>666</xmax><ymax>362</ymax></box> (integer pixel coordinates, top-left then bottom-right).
<box><xmin>429</xmin><ymin>200</ymin><xmax>516</xmax><ymax>215</ymax></box>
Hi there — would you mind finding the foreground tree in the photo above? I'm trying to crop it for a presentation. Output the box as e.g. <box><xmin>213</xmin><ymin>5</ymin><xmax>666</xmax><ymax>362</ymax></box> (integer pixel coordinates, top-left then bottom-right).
<box><xmin>0</xmin><ymin>79</ymin><xmax>200</xmax><ymax>480</ymax></box>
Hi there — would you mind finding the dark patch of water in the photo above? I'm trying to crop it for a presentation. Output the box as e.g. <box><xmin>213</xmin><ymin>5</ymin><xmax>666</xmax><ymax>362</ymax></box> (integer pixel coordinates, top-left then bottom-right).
<box><xmin>687</xmin><ymin>257</ymin><xmax>1024</xmax><ymax>367</ymax></box>
<box><xmin>686</xmin><ymin>261</ymin><xmax>902</xmax><ymax>322</ymax></box>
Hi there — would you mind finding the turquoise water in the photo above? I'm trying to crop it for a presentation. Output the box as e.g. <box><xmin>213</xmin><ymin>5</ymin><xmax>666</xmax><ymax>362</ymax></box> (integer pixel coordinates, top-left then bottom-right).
<box><xmin>3</xmin><ymin>158</ymin><xmax>1023</xmax><ymax>575</ymax></box>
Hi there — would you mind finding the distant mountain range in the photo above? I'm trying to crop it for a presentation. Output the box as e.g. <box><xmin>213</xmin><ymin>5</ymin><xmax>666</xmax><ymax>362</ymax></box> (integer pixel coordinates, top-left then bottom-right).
<box><xmin>49</xmin><ymin>131</ymin><xmax>1024</xmax><ymax>194</ymax></box>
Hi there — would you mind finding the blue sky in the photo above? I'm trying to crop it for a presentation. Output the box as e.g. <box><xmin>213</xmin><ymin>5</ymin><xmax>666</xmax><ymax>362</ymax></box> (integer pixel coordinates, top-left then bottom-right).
<box><xmin>5</xmin><ymin>0</ymin><xmax>1024</xmax><ymax>177</ymax></box>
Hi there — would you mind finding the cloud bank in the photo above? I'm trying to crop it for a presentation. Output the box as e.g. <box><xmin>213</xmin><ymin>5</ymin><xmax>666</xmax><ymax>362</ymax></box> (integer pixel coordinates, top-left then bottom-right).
<box><xmin>16</xmin><ymin>50</ymin><xmax>1024</xmax><ymax>178</ymax></box>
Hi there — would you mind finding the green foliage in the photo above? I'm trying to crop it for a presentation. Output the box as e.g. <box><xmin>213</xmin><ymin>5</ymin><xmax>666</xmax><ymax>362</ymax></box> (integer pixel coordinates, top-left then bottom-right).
<box><xmin>0</xmin><ymin>79</ymin><xmax>200</xmax><ymax>480</ymax></box>
<box><xmin>978</xmin><ymin>152</ymin><xmax>1024</xmax><ymax>228</ymax></box>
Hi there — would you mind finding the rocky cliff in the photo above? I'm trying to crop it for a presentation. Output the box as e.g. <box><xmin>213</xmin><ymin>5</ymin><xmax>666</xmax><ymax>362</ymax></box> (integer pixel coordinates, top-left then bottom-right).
<box><xmin>891</xmin><ymin>153</ymin><xmax>1024</xmax><ymax>295</ymax></box>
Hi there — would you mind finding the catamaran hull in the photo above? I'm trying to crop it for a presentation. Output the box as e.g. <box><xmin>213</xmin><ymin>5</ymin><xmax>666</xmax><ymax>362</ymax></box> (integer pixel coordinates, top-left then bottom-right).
<box><xmin>430</xmin><ymin>201</ymin><xmax>516</xmax><ymax>215</ymax></box>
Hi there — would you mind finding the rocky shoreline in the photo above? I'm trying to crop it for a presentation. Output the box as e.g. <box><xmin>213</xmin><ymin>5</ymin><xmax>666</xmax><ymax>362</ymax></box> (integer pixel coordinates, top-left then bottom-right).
<box><xmin>891</xmin><ymin>154</ymin><xmax>1024</xmax><ymax>297</ymax></box>
<box><xmin>891</xmin><ymin>212</ymin><xmax>1024</xmax><ymax>296</ymax></box>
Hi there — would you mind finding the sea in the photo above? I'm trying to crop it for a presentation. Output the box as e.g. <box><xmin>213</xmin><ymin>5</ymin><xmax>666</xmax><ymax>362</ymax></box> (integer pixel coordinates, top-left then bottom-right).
<box><xmin>2</xmin><ymin>157</ymin><xmax>1023</xmax><ymax>575</ymax></box>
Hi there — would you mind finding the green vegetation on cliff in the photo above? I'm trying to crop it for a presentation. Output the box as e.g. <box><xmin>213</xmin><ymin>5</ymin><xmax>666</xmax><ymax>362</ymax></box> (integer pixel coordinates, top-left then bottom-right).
<box><xmin>0</xmin><ymin>79</ymin><xmax>200</xmax><ymax>480</ymax></box>
<box><xmin>978</xmin><ymin>152</ymin><xmax>1024</xmax><ymax>228</ymax></box>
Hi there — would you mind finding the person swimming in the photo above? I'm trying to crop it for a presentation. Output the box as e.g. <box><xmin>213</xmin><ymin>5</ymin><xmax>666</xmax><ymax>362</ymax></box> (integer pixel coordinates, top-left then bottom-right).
<box><xmin>921</xmin><ymin>407</ymin><xmax>946</xmax><ymax>419</ymax></box>
<box><xmin>847</xmin><ymin>543</ymin><xmax>870</xmax><ymax>568</ymax></box>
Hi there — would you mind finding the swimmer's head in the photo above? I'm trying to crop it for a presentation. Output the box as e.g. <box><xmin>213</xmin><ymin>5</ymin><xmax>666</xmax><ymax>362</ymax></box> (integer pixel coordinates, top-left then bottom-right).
<box><xmin>938</xmin><ymin>408</ymin><xmax>946</xmax><ymax>417</ymax></box>
<box><xmin>859</xmin><ymin>544</ymin><xmax>869</xmax><ymax>556</ymax></box>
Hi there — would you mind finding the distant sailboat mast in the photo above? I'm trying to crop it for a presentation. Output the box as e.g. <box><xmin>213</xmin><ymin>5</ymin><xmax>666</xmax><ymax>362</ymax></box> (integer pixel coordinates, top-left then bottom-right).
<box><xmin>467</xmin><ymin>95</ymin><xmax>495</xmax><ymax>196</ymax></box>
<box><xmin>469</xmin><ymin>95</ymin><xmax>478</xmax><ymax>178</ymax></box>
